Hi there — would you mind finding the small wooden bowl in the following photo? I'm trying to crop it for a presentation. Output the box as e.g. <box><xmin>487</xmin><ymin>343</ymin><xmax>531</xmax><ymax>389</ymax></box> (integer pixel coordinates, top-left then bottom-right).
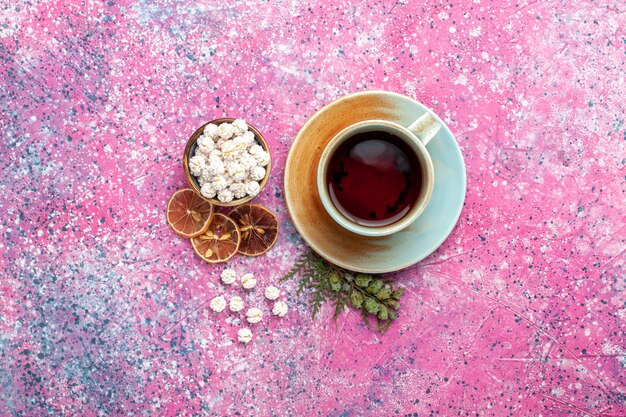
<box><xmin>183</xmin><ymin>118</ymin><xmax>272</xmax><ymax>207</ymax></box>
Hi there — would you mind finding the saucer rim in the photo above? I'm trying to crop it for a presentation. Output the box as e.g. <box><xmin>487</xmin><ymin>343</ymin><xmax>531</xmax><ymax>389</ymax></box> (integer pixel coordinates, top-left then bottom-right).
<box><xmin>284</xmin><ymin>90</ymin><xmax>467</xmax><ymax>273</ymax></box>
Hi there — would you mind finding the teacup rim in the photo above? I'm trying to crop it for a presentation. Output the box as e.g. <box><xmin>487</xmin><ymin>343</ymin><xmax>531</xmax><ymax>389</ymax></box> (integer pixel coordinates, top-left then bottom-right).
<box><xmin>317</xmin><ymin>119</ymin><xmax>435</xmax><ymax>237</ymax></box>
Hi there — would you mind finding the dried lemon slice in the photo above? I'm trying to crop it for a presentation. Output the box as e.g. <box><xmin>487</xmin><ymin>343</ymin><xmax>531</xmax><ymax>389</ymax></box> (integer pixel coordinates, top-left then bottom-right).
<box><xmin>166</xmin><ymin>188</ymin><xmax>214</xmax><ymax>237</ymax></box>
<box><xmin>190</xmin><ymin>213</ymin><xmax>240</xmax><ymax>263</ymax></box>
<box><xmin>228</xmin><ymin>204</ymin><xmax>278</xmax><ymax>256</ymax></box>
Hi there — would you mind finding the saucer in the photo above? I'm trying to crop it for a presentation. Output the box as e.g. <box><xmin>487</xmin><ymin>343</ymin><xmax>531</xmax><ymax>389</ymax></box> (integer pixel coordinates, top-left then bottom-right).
<box><xmin>284</xmin><ymin>91</ymin><xmax>466</xmax><ymax>273</ymax></box>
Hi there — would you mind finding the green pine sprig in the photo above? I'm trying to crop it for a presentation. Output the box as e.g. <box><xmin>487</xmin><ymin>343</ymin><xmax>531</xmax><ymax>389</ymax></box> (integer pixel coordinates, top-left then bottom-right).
<box><xmin>280</xmin><ymin>249</ymin><xmax>405</xmax><ymax>332</ymax></box>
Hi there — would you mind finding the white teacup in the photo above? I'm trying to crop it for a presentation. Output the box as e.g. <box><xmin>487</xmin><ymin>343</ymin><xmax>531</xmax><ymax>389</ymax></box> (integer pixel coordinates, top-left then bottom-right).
<box><xmin>317</xmin><ymin>112</ymin><xmax>440</xmax><ymax>237</ymax></box>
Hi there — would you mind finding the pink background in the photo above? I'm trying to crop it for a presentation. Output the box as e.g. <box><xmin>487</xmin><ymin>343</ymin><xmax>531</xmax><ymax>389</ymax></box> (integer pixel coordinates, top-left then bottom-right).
<box><xmin>1</xmin><ymin>0</ymin><xmax>625</xmax><ymax>415</ymax></box>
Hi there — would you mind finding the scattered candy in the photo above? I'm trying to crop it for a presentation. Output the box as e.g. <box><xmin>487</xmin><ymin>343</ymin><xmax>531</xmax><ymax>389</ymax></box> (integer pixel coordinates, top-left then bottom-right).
<box><xmin>213</xmin><ymin>271</ymin><xmax>287</xmax><ymax>344</ymax></box>
<box><xmin>272</xmin><ymin>300</ymin><xmax>288</xmax><ymax>317</ymax></box>
<box><xmin>241</xmin><ymin>273</ymin><xmax>257</xmax><ymax>289</ymax></box>
<box><xmin>246</xmin><ymin>307</ymin><xmax>263</xmax><ymax>324</ymax></box>
<box><xmin>230</xmin><ymin>296</ymin><xmax>245</xmax><ymax>312</ymax></box>
<box><xmin>264</xmin><ymin>285</ymin><xmax>280</xmax><ymax>301</ymax></box>
<box><xmin>237</xmin><ymin>328</ymin><xmax>253</xmax><ymax>344</ymax></box>
<box><xmin>209</xmin><ymin>295</ymin><xmax>226</xmax><ymax>313</ymax></box>
<box><xmin>221</xmin><ymin>268</ymin><xmax>237</xmax><ymax>285</ymax></box>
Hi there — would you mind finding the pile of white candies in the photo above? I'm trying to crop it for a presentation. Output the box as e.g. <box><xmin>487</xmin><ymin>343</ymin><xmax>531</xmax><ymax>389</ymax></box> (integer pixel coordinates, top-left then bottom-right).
<box><xmin>188</xmin><ymin>119</ymin><xmax>270</xmax><ymax>203</ymax></box>
<box><xmin>209</xmin><ymin>268</ymin><xmax>288</xmax><ymax>344</ymax></box>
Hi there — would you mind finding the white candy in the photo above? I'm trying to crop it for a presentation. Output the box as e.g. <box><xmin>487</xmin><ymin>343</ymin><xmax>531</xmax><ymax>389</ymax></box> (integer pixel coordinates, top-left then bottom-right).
<box><xmin>229</xmin><ymin>182</ymin><xmax>247</xmax><ymax>199</ymax></box>
<box><xmin>248</xmin><ymin>144</ymin><xmax>264</xmax><ymax>156</ymax></box>
<box><xmin>200</xmin><ymin>183</ymin><xmax>217</xmax><ymax>199</ymax></box>
<box><xmin>212</xmin><ymin>175</ymin><xmax>229</xmax><ymax>191</ymax></box>
<box><xmin>253</xmin><ymin>150</ymin><xmax>271</xmax><ymax>167</ymax></box>
<box><xmin>221</xmin><ymin>140</ymin><xmax>237</xmax><ymax>159</ymax></box>
<box><xmin>264</xmin><ymin>286</ymin><xmax>280</xmax><ymax>301</ymax></box>
<box><xmin>226</xmin><ymin>150</ymin><xmax>243</xmax><ymax>162</ymax></box>
<box><xmin>239</xmin><ymin>153</ymin><xmax>256</xmax><ymax>171</ymax></box>
<box><xmin>203</xmin><ymin>123</ymin><xmax>218</xmax><ymax>139</ymax></box>
<box><xmin>189</xmin><ymin>120</ymin><xmax>270</xmax><ymax>201</ymax></box>
<box><xmin>272</xmin><ymin>301</ymin><xmax>288</xmax><ymax>317</ymax></box>
<box><xmin>189</xmin><ymin>155</ymin><xmax>206</xmax><ymax>176</ymax></box>
<box><xmin>232</xmin><ymin>119</ymin><xmax>248</xmax><ymax>136</ymax></box>
<box><xmin>217</xmin><ymin>188</ymin><xmax>234</xmax><ymax>203</ymax></box>
<box><xmin>200</xmin><ymin>168</ymin><xmax>213</xmax><ymax>184</ymax></box>
<box><xmin>241</xmin><ymin>131</ymin><xmax>255</xmax><ymax>146</ymax></box>
<box><xmin>232</xmin><ymin>136</ymin><xmax>248</xmax><ymax>151</ymax></box>
<box><xmin>194</xmin><ymin>147</ymin><xmax>210</xmax><ymax>159</ymax></box>
<box><xmin>217</xmin><ymin>123</ymin><xmax>235</xmax><ymax>140</ymax></box>
<box><xmin>237</xmin><ymin>328</ymin><xmax>253</xmax><ymax>344</ymax></box>
<box><xmin>209</xmin><ymin>296</ymin><xmax>226</xmax><ymax>313</ymax></box>
<box><xmin>245</xmin><ymin>181</ymin><xmax>261</xmax><ymax>197</ymax></box>
<box><xmin>230</xmin><ymin>296</ymin><xmax>245</xmax><ymax>312</ymax></box>
<box><xmin>225</xmin><ymin>161</ymin><xmax>243</xmax><ymax>175</ymax></box>
<box><xmin>241</xmin><ymin>273</ymin><xmax>256</xmax><ymax>289</ymax></box>
<box><xmin>227</xmin><ymin>162</ymin><xmax>248</xmax><ymax>182</ymax></box>
<box><xmin>206</xmin><ymin>157</ymin><xmax>225</xmax><ymax>177</ymax></box>
<box><xmin>250</xmin><ymin>166</ymin><xmax>266</xmax><ymax>182</ymax></box>
<box><xmin>221</xmin><ymin>269</ymin><xmax>237</xmax><ymax>285</ymax></box>
<box><xmin>209</xmin><ymin>149</ymin><xmax>222</xmax><ymax>159</ymax></box>
<box><xmin>246</xmin><ymin>308</ymin><xmax>263</xmax><ymax>324</ymax></box>
<box><xmin>234</xmin><ymin>171</ymin><xmax>248</xmax><ymax>183</ymax></box>
<box><xmin>197</xmin><ymin>135</ymin><xmax>215</xmax><ymax>154</ymax></box>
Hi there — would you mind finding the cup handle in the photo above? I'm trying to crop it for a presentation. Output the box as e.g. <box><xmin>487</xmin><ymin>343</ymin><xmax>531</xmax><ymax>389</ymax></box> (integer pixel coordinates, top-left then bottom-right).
<box><xmin>407</xmin><ymin>111</ymin><xmax>441</xmax><ymax>146</ymax></box>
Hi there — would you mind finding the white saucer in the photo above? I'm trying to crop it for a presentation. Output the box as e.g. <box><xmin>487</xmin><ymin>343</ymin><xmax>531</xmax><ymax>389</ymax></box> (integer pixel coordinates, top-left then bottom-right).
<box><xmin>284</xmin><ymin>91</ymin><xmax>466</xmax><ymax>273</ymax></box>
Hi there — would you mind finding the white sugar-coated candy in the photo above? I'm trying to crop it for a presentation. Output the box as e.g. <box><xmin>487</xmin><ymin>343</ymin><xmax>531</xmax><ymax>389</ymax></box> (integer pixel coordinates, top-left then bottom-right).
<box><xmin>209</xmin><ymin>149</ymin><xmax>222</xmax><ymax>159</ymax></box>
<box><xmin>241</xmin><ymin>273</ymin><xmax>256</xmax><ymax>289</ymax></box>
<box><xmin>200</xmin><ymin>183</ymin><xmax>217</xmax><ymax>199</ymax></box>
<box><xmin>221</xmin><ymin>269</ymin><xmax>237</xmax><ymax>285</ymax></box>
<box><xmin>253</xmin><ymin>150</ymin><xmax>270</xmax><ymax>167</ymax></box>
<box><xmin>232</xmin><ymin>119</ymin><xmax>248</xmax><ymax>136</ymax></box>
<box><xmin>250</xmin><ymin>166</ymin><xmax>266</xmax><ymax>182</ymax></box>
<box><xmin>230</xmin><ymin>296</ymin><xmax>245</xmax><ymax>312</ymax></box>
<box><xmin>217</xmin><ymin>188</ymin><xmax>234</xmax><ymax>203</ymax></box>
<box><xmin>241</xmin><ymin>131</ymin><xmax>255</xmax><ymax>146</ymax></box>
<box><xmin>229</xmin><ymin>182</ymin><xmax>247</xmax><ymax>199</ymax></box>
<box><xmin>206</xmin><ymin>157</ymin><xmax>225</xmax><ymax>177</ymax></box>
<box><xmin>189</xmin><ymin>155</ymin><xmax>206</xmax><ymax>177</ymax></box>
<box><xmin>221</xmin><ymin>140</ymin><xmax>237</xmax><ymax>158</ymax></box>
<box><xmin>211</xmin><ymin>175</ymin><xmax>229</xmax><ymax>191</ymax></box>
<box><xmin>248</xmin><ymin>144</ymin><xmax>264</xmax><ymax>156</ymax></box>
<box><xmin>197</xmin><ymin>135</ymin><xmax>215</xmax><ymax>154</ymax></box>
<box><xmin>203</xmin><ymin>123</ymin><xmax>218</xmax><ymax>139</ymax></box>
<box><xmin>246</xmin><ymin>308</ymin><xmax>263</xmax><ymax>324</ymax></box>
<box><xmin>245</xmin><ymin>181</ymin><xmax>260</xmax><ymax>197</ymax></box>
<box><xmin>209</xmin><ymin>296</ymin><xmax>226</xmax><ymax>313</ymax></box>
<box><xmin>237</xmin><ymin>328</ymin><xmax>253</xmax><ymax>344</ymax></box>
<box><xmin>272</xmin><ymin>301</ymin><xmax>288</xmax><ymax>317</ymax></box>
<box><xmin>189</xmin><ymin>119</ymin><xmax>269</xmax><ymax>203</ymax></box>
<box><xmin>217</xmin><ymin>123</ymin><xmax>235</xmax><ymax>140</ymax></box>
<box><xmin>239</xmin><ymin>153</ymin><xmax>256</xmax><ymax>170</ymax></box>
<box><xmin>227</xmin><ymin>162</ymin><xmax>247</xmax><ymax>182</ymax></box>
<box><xmin>264</xmin><ymin>286</ymin><xmax>280</xmax><ymax>301</ymax></box>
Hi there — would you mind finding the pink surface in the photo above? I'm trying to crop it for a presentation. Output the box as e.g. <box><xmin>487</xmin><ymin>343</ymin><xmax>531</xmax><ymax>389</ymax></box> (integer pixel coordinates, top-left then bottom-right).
<box><xmin>1</xmin><ymin>0</ymin><xmax>625</xmax><ymax>416</ymax></box>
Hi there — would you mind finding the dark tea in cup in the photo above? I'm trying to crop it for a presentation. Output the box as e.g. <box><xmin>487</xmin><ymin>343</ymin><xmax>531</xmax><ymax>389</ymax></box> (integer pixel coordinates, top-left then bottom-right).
<box><xmin>317</xmin><ymin>116</ymin><xmax>438</xmax><ymax>237</ymax></box>
<box><xmin>325</xmin><ymin>130</ymin><xmax>423</xmax><ymax>227</ymax></box>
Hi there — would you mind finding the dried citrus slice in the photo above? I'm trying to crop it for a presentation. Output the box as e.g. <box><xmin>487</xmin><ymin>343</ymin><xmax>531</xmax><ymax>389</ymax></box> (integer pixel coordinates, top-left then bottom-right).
<box><xmin>190</xmin><ymin>213</ymin><xmax>240</xmax><ymax>263</ymax></box>
<box><xmin>228</xmin><ymin>204</ymin><xmax>278</xmax><ymax>256</ymax></box>
<box><xmin>166</xmin><ymin>188</ymin><xmax>214</xmax><ymax>237</ymax></box>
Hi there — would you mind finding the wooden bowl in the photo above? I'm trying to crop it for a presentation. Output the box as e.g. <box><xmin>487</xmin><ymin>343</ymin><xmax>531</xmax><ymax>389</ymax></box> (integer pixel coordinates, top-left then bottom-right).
<box><xmin>183</xmin><ymin>118</ymin><xmax>272</xmax><ymax>207</ymax></box>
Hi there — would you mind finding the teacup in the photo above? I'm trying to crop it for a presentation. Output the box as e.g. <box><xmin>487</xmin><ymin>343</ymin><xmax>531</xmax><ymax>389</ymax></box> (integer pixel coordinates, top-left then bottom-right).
<box><xmin>317</xmin><ymin>112</ymin><xmax>440</xmax><ymax>237</ymax></box>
